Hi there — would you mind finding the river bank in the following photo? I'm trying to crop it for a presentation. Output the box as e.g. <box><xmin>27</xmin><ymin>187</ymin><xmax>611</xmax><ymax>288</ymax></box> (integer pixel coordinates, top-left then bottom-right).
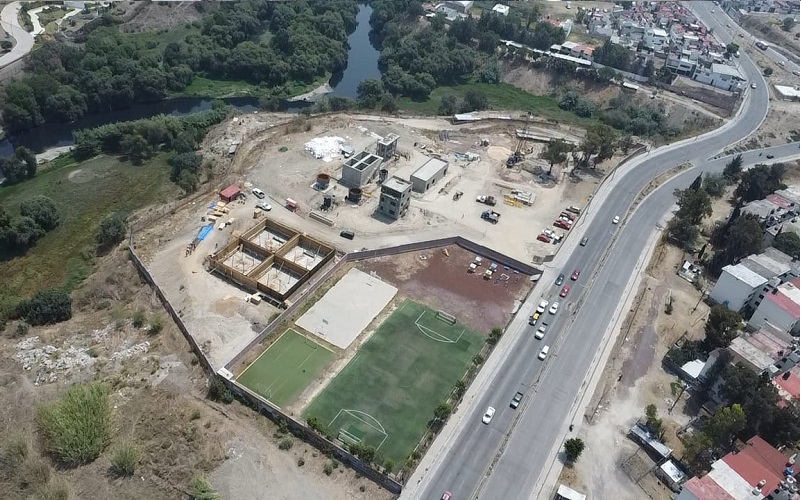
<box><xmin>287</xmin><ymin>83</ymin><xmax>333</xmax><ymax>103</ymax></box>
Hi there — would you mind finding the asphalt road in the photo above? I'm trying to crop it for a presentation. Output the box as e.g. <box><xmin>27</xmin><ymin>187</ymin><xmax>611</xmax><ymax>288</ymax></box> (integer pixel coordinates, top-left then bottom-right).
<box><xmin>0</xmin><ymin>2</ymin><xmax>34</xmax><ymax>69</ymax></box>
<box><xmin>417</xmin><ymin>5</ymin><xmax>798</xmax><ymax>499</ymax></box>
<box><xmin>716</xmin><ymin>5</ymin><xmax>800</xmax><ymax>74</ymax></box>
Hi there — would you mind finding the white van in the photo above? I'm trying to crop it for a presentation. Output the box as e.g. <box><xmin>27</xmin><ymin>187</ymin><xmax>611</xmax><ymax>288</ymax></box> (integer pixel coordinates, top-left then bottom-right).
<box><xmin>252</xmin><ymin>188</ymin><xmax>265</xmax><ymax>199</ymax></box>
<box><xmin>538</xmin><ymin>345</ymin><xmax>550</xmax><ymax>360</ymax></box>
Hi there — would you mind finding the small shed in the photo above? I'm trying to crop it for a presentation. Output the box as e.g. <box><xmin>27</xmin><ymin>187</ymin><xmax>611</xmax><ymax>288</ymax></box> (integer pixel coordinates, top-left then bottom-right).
<box><xmin>410</xmin><ymin>157</ymin><xmax>449</xmax><ymax>193</ymax></box>
<box><xmin>655</xmin><ymin>459</ymin><xmax>688</xmax><ymax>492</ymax></box>
<box><xmin>220</xmin><ymin>184</ymin><xmax>241</xmax><ymax>202</ymax></box>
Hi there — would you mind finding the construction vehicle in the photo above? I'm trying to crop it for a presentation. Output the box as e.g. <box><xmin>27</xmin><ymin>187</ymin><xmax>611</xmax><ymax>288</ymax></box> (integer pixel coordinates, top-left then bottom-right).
<box><xmin>476</xmin><ymin>195</ymin><xmax>497</xmax><ymax>206</ymax></box>
<box><xmin>481</xmin><ymin>210</ymin><xmax>501</xmax><ymax>224</ymax></box>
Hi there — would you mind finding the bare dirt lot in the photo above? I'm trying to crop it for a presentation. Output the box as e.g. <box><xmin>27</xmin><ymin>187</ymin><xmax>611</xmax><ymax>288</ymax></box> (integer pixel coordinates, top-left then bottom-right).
<box><xmin>359</xmin><ymin>244</ymin><xmax>532</xmax><ymax>333</ymax></box>
<box><xmin>0</xmin><ymin>249</ymin><xmax>388</xmax><ymax>500</ymax></box>
<box><xmin>560</xmin><ymin>237</ymin><xmax>713</xmax><ymax>499</ymax></box>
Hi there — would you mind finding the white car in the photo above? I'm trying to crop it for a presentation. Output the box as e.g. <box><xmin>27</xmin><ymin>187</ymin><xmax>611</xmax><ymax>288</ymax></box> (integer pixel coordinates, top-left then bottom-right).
<box><xmin>538</xmin><ymin>345</ymin><xmax>550</xmax><ymax>360</ymax></box>
<box><xmin>612</xmin><ymin>215</ymin><xmax>620</xmax><ymax>224</ymax></box>
<box><xmin>536</xmin><ymin>299</ymin><xmax>549</xmax><ymax>314</ymax></box>
<box><xmin>751</xmin><ymin>83</ymin><xmax>757</xmax><ymax>89</ymax></box>
<box><xmin>535</xmin><ymin>324</ymin><xmax>547</xmax><ymax>339</ymax></box>
<box><xmin>549</xmin><ymin>302</ymin><xmax>560</xmax><ymax>314</ymax></box>
<box><xmin>256</xmin><ymin>201</ymin><xmax>272</xmax><ymax>211</ymax></box>
<box><xmin>482</xmin><ymin>406</ymin><xmax>496</xmax><ymax>424</ymax></box>
<box><xmin>252</xmin><ymin>188</ymin><xmax>266</xmax><ymax>199</ymax></box>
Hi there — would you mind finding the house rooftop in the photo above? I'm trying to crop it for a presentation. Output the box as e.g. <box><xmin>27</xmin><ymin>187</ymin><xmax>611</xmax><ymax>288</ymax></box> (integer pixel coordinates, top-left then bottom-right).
<box><xmin>766</xmin><ymin>282</ymin><xmax>801</xmax><ymax>320</ymax></box>
<box><xmin>773</xmin><ymin>366</ymin><xmax>800</xmax><ymax>403</ymax></box>
<box><xmin>729</xmin><ymin>336</ymin><xmax>779</xmax><ymax>372</ymax></box>
<box><xmin>723</xmin><ymin>263</ymin><xmax>769</xmax><ymax>288</ymax></box>
<box><xmin>723</xmin><ymin>436</ymin><xmax>799</xmax><ymax>495</ymax></box>
<box><xmin>682</xmin><ymin>475</ymin><xmax>735</xmax><ymax>500</ymax></box>
<box><xmin>382</xmin><ymin>176</ymin><xmax>411</xmax><ymax>193</ymax></box>
<box><xmin>711</xmin><ymin>63</ymin><xmax>744</xmax><ymax>80</ymax></box>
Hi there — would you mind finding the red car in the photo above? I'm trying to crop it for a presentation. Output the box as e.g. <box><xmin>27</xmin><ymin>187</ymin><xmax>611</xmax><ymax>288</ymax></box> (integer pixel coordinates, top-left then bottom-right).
<box><xmin>537</xmin><ymin>233</ymin><xmax>551</xmax><ymax>243</ymax></box>
<box><xmin>554</xmin><ymin>220</ymin><xmax>571</xmax><ymax>230</ymax></box>
<box><xmin>571</xmin><ymin>269</ymin><xmax>580</xmax><ymax>280</ymax></box>
<box><xmin>560</xmin><ymin>285</ymin><xmax>570</xmax><ymax>297</ymax></box>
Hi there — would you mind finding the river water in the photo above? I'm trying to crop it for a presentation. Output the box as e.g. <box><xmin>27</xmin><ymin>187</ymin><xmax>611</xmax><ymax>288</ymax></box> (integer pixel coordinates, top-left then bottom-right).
<box><xmin>0</xmin><ymin>4</ymin><xmax>381</xmax><ymax>157</ymax></box>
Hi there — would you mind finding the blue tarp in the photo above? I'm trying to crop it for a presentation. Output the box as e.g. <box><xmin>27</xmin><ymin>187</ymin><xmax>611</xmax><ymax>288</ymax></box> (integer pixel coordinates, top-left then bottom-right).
<box><xmin>197</xmin><ymin>224</ymin><xmax>214</xmax><ymax>241</ymax></box>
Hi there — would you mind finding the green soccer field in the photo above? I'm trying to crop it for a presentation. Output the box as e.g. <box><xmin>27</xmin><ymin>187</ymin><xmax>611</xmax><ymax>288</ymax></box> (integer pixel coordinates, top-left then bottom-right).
<box><xmin>303</xmin><ymin>299</ymin><xmax>483</xmax><ymax>468</ymax></box>
<box><xmin>236</xmin><ymin>329</ymin><xmax>335</xmax><ymax>407</ymax></box>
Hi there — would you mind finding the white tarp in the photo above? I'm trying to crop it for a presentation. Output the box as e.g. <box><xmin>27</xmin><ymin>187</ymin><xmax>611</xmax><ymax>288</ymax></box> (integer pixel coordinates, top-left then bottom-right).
<box><xmin>304</xmin><ymin>137</ymin><xmax>346</xmax><ymax>162</ymax></box>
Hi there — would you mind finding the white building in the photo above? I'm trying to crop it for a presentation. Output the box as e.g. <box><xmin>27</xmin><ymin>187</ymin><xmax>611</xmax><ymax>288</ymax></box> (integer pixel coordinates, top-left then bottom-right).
<box><xmin>748</xmin><ymin>278</ymin><xmax>801</xmax><ymax>336</ymax></box>
<box><xmin>710</xmin><ymin>264</ymin><xmax>768</xmax><ymax>311</ymax></box>
<box><xmin>692</xmin><ymin>63</ymin><xmax>746</xmax><ymax>92</ymax></box>
<box><xmin>644</xmin><ymin>27</ymin><xmax>669</xmax><ymax>51</ymax></box>
<box><xmin>666</xmin><ymin>55</ymin><xmax>697</xmax><ymax>77</ymax></box>
<box><xmin>491</xmin><ymin>3</ymin><xmax>510</xmax><ymax>16</ymax></box>
<box><xmin>443</xmin><ymin>0</ymin><xmax>473</xmax><ymax>14</ymax></box>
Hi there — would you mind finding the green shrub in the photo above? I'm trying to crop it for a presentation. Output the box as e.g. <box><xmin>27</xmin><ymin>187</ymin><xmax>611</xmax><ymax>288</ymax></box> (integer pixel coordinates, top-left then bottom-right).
<box><xmin>206</xmin><ymin>377</ymin><xmax>233</xmax><ymax>404</ymax></box>
<box><xmin>190</xmin><ymin>409</ymin><xmax>202</xmax><ymax>421</ymax></box>
<box><xmin>0</xmin><ymin>432</ymin><xmax>32</xmax><ymax>476</ymax></box>
<box><xmin>14</xmin><ymin>321</ymin><xmax>29</xmax><ymax>337</ymax></box>
<box><xmin>16</xmin><ymin>289</ymin><xmax>72</xmax><ymax>326</ymax></box>
<box><xmin>110</xmin><ymin>441</ymin><xmax>139</xmax><ymax>477</ymax></box>
<box><xmin>189</xmin><ymin>473</ymin><xmax>220</xmax><ymax>500</ymax></box>
<box><xmin>37</xmin><ymin>383</ymin><xmax>112</xmax><ymax>466</ymax></box>
<box><xmin>132</xmin><ymin>310</ymin><xmax>146</xmax><ymax>328</ymax></box>
<box><xmin>148</xmin><ymin>316</ymin><xmax>163</xmax><ymax>335</ymax></box>
<box><xmin>279</xmin><ymin>437</ymin><xmax>293</xmax><ymax>450</ymax></box>
<box><xmin>323</xmin><ymin>461</ymin><xmax>333</xmax><ymax>475</ymax></box>
<box><xmin>297</xmin><ymin>457</ymin><xmax>305</xmax><ymax>467</ymax></box>
<box><xmin>33</xmin><ymin>475</ymin><xmax>70</xmax><ymax>500</ymax></box>
<box><xmin>95</xmin><ymin>212</ymin><xmax>127</xmax><ymax>253</ymax></box>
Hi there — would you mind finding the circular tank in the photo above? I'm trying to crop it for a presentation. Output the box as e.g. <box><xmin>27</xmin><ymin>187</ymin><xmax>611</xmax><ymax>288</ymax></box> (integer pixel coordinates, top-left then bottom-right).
<box><xmin>316</xmin><ymin>173</ymin><xmax>331</xmax><ymax>189</ymax></box>
<box><xmin>348</xmin><ymin>187</ymin><xmax>363</xmax><ymax>203</ymax></box>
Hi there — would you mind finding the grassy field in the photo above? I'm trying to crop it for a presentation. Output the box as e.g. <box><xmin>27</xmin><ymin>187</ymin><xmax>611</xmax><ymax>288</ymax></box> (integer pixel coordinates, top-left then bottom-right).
<box><xmin>304</xmin><ymin>300</ymin><xmax>483</xmax><ymax>468</ymax></box>
<box><xmin>397</xmin><ymin>81</ymin><xmax>600</xmax><ymax>128</ymax></box>
<box><xmin>178</xmin><ymin>77</ymin><xmax>259</xmax><ymax>98</ymax></box>
<box><xmin>236</xmin><ymin>329</ymin><xmax>336</xmax><ymax>407</ymax></box>
<box><xmin>0</xmin><ymin>154</ymin><xmax>178</xmax><ymax>314</ymax></box>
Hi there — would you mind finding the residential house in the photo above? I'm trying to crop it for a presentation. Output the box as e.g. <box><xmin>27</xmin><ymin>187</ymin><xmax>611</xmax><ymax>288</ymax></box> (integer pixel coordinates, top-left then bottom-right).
<box><xmin>442</xmin><ymin>0</ymin><xmax>473</xmax><ymax>14</ymax></box>
<box><xmin>430</xmin><ymin>5</ymin><xmax>468</xmax><ymax>24</ymax></box>
<box><xmin>491</xmin><ymin>3</ymin><xmax>509</xmax><ymax>16</ymax></box>
<box><xmin>772</xmin><ymin>365</ymin><xmax>800</xmax><ymax>408</ymax></box>
<box><xmin>666</xmin><ymin>55</ymin><xmax>698</xmax><ymax>76</ymax></box>
<box><xmin>676</xmin><ymin>436</ymin><xmax>800</xmax><ymax>500</ymax></box>
<box><xmin>710</xmin><ymin>248</ymin><xmax>798</xmax><ymax>312</ymax></box>
<box><xmin>728</xmin><ymin>328</ymin><xmax>798</xmax><ymax>376</ymax></box>
<box><xmin>693</xmin><ymin>63</ymin><xmax>747</xmax><ymax>92</ymax></box>
<box><xmin>644</xmin><ymin>27</ymin><xmax>670</xmax><ymax>51</ymax></box>
<box><xmin>748</xmin><ymin>278</ymin><xmax>801</xmax><ymax>336</ymax></box>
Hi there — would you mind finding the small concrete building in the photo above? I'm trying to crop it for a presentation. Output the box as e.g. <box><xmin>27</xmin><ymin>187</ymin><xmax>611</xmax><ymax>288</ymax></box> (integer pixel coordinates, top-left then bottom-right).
<box><xmin>377</xmin><ymin>177</ymin><xmax>411</xmax><ymax>220</ymax></box>
<box><xmin>340</xmin><ymin>151</ymin><xmax>383</xmax><ymax>188</ymax></box>
<box><xmin>656</xmin><ymin>460</ymin><xmax>689</xmax><ymax>492</ymax></box>
<box><xmin>376</xmin><ymin>133</ymin><xmax>399</xmax><ymax>160</ymax></box>
<box><xmin>410</xmin><ymin>157</ymin><xmax>449</xmax><ymax>193</ymax></box>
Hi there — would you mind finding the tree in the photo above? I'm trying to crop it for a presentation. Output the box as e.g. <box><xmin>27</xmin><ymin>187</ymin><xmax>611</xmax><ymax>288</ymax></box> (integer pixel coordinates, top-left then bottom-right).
<box><xmin>577</xmin><ymin>124</ymin><xmax>617</xmax><ymax>168</ymax></box>
<box><xmin>669</xmin><ymin>379</ymin><xmax>688</xmax><ymax>414</ymax></box>
<box><xmin>434</xmin><ymin>402</ymin><xmax>452</xmax><ymax>422</ymax></box>
<box><xmin>16</xmin><ymin>288</ymin><xmax>72</xmax><ymax>325</ymax></box>
<box><xmin>357</xmin><ymin>79</ymin><xmax>385</xmax><ymax>108</ymax></box>
<box><xmin>782</xmin><ymin>17</ymin><xmax>796</xmax><ymax>31</ymax></box>
<box><xmin>702</xmin><ymin>172</ymin><xmax>727</xmax><ymax>198</ymax></box>
<box><xmin>763</xmin><ymin>67</ymin><xmax>773</xmax><ymax>77</ymax></box>
<box><xmin>772</xmin><ymin>231</ymin><xmax>800</xmax><ymax>258</ymax></box>
<box><xmin>725</xmin><ymin>42</ymin><xmax>740</xmax><ymax>56</ymax></box>
<box><xmin>438</xmin><ymin>95</ymin><xmax>459</xmax><ymax>116</ymax></box>
<box><xmin>674</xmin><ymin>186</ymin><xmax>712</xmax><ymax>225</ymax></box>
<box><xmin>5</xmin><ymin>215</ymin><xmax>45</xmax><ymax>251</ymax></box>
<box><xmin>379</xmin><ymin>93</ymin><xmax>398</xmax><ymax>114</ymax></box>
<box><xmin>644</xmin><ymin>404</ymin><xmax>665</xmax><ymax>440</ymax></box>
<box><xmin>18</xmin><ymin>196</ymin><xmax>61</xmax><ymax>231</ymax></box>
<box><xmin>460</xmin><ymin>90</ymin><xmax>488</xmax><ymax>113</ymax></box>
<box><xmin>169</xmin><ymin>152</ymin><xmax>201</xmax><ymax>181</ymax></box>
<box><xmin>682</xmin><ymin>431</ymin><xmax>713</xmax><ymax>463</ymax></box>
<box><xmin>711</xmin><ymin>213</ymin><xmax>765</xmax><ymax>272</ymax></box>
<box><xmin>666</xmin><ymin>216</ymin><xmax>701</xmax><ymax>251</ymax></box>
<box><xmin>735</xmin><ymin>163</ymin><xmax>787</xmax><ymax>202</ymax></box>
<box><xmin>120</xmin><ymin>133</ymin><xmax>152</xmax><ymax>164</ymax></box>
<box><xmin>719</xmin><ymin>363</ymin><xmax>780</xmax><ymax>438</ymax></box>
<box><xmin>564</xmin><ymin>438</ymin><xmax>585</xmax><ymax>462</ymax></box>
<box><xmin>96</xmin><ymin>212</ymin><xmax>127</xmax><ymax>252</ymax></box>
<box><xmin>542</xmin><ymin>139</ymin><xmax>573</xmax><ymax>175</ymax></box>
<box><xmin>177</xmin><ymin>169</ymin><xmax>199</xmax><ymax>194</ymax></box>
<box><xmin>722</xmin><ymin>154</ymin><xmax>743</xmax><ymax>183</ymax></box>
<box><xmin>704</xmin><ymin>404</ymin><xmax>746</xmax><ymax>448</ymax></box>
<box><xmin>703</xmin><ymin>305</ymin><xmax>742</xmax><ymax>350</ymax></box>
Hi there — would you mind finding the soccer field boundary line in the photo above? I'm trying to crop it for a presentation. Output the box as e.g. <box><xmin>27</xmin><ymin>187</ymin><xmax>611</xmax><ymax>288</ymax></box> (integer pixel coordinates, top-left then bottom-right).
<box><xmin>236</xmin><ymin>329</ymin><xmax>292</xmax><ymax>380</ymax></box>
<box><xmin>327</xmin><ymin>408</ymin><xmax>390</xmax><ymax>451</ymax></box>
<box><xmin>415</xmin><ymin>311</ymin><xmax>466</xmax><ymax>344</ymax></box>
<box><xmin>288</xmin><ymin>327</ymin><xmax>336</xmax><ymax>354</ymax></box>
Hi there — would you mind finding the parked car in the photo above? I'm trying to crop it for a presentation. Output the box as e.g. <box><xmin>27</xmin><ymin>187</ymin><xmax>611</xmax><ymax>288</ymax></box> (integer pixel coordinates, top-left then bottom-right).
<box><xmin>536</xmin><ymin>299</ymin><xmax>549</xmax><ymax>314</ymax></box>
<box><xmin>549</xmin><ymin>301</ymin><xmax>560</xmax><ymax>314</ymax></box>
<box><xmin>613</xmin><ymin>215</ymin><xmax>620</xmax><ymax>224</ymax></box>
<box><xmin>252</xmin><ymin>188</ymin><xmax>265</xmax><ymax>199</ymax></box>
<box><xmin>538</xmin><ymin>345</ymin><xmax>550</xmax><ymax>360</ymax></box>
<box><xmin>554</xmin><ymin>220</ymin><xmax>571</xmax><ymax>230</ymax></box>
<box><xmin>339</xmin><ymin>230</ymin><xmax>355</xmax><ymax>240</ymax></box>
<box><xmin>559</xmin><ymin>285</ymin><xmax>570</xmax><ymax>298</ymax></box>
<box><xmin>537</xmin><ymin>233</ymin><xmax>551</xmax><ymax>243</ymax></box>
<box><xmin>510</xmin><ymin>392</ymin><xmax>524</xmax><ymax>409</ymax></box>
<box><xmin>441</xmin><ymin>492</ymin><xmax>452</xmax><ymax>500</ymax></box>
<box><xmin>555</xmin><ymin>274</ymin><xmax>565</xmax><ymax>286</ymax></box>
<box><xmin>571</xmin><ymin>269</ymin><xmax>580</xmax><ymax>281</ymax></box>
<box><xmin>751</xmin><ymin>83</ymin><xmax>757</xmax><ymax>89</ymax></box>
<box><xmin>529</xmin><ymin>312</ymin><xmax>540</xmax><ymax>325</ymax></box>
<box><xmin>535</xmin><ymin>323</ymin><xmax>547</xmax><ymax>339</ymax></box>
<box><xmin>580</xmin><ymin>237</ymin><xmax>588</xmax><ymax>246</ymax></box>
<box><xmin>482</xmin><ymin>406</ymin><xmax>496</xmax><ymax>424</ymax></box>
<box><xmin>256</xmin><ymin>201</ymin><xmax>272</xmax><ymax>211</ymax></box>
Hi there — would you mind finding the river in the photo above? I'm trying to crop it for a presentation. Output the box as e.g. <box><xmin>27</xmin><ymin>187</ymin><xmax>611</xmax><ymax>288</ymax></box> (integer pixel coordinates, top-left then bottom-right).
<box><xmin>0</xmin><ymin>3</ymin><xmax>382</xmax><ymax>158</ymax></box>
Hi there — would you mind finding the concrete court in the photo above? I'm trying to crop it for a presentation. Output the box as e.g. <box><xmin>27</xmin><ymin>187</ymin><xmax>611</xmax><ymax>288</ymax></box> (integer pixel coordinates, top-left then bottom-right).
<box><xmin>295</xmin><ymin>268</ymin><xmax>398</xmax><ymax>349</ymax></box>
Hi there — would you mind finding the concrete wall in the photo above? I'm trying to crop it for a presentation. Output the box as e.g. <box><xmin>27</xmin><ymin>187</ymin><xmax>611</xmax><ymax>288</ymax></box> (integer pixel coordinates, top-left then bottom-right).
<box><xmin>341</xmin><ymin>151</ymin><xmax>383</xmax><ymax>187</ymax></box>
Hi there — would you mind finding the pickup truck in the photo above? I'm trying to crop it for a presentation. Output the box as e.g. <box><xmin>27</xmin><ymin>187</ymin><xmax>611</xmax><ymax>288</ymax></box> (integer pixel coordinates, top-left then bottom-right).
<box><xmin>481</xmin><ymin>210</ymin><xmax>501</xmax><ymax>224</ymax></box>
<box><xmin>476</xmin><ymin>195</ymin><xmax>497</xmax><ymax>206</ymax></box>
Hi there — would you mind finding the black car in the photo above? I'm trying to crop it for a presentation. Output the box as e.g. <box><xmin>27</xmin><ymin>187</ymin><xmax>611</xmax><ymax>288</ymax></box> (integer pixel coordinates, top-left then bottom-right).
<box><xmin>580</xmin><ymin>237</ymin><xmax>588</xmax><ymax>246</ymax></box>
<box><xmin>510</xmin><ymin>391</ymin><xmax>524</xmax><ymax>409</ymax></box>
<box><xmin>339</xmin><ymin>230</ymin><xmax>355</xmax><ymax>240</ymax></box>
<box><xmin>766</xmin><ymin>154</ymin><xmax>775</xmax><ymax>159</ymax></box>
<box><xmin>555</xmin><ymin>273</ymin><xmax>565</xmax><ymax>286</ymax></box>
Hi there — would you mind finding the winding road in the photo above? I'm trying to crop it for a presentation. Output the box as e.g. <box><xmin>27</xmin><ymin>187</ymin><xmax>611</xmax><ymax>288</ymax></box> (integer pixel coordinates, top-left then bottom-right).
<box><xmin>0</xmin><ymin>2</ymin><xmax>34</xmax><ymax>69</ymax></box>
<box><xmin>407</xmin><ymin>4</ymin><xmax>799</xmax><ymax>500</ymax></box>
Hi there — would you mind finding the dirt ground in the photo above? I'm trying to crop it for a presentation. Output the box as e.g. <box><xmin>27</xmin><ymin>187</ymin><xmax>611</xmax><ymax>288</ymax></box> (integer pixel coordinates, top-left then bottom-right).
<box><xmin>0</xmin><ymin>249</ymin><xmax>389</xmax><ymax>500</ymax></box>
<box><xmin>738</xmin><ymin>14</ymin><xmax>801</xmax><ymax>55</ymax></box>
<box><xmin>115</xmin><ymin>0</ymin><xmax>207</xmax><ymax>33</ymax></box>
<box><xmin>359</xmin><ymin>244</ymin><xmax>532</xmax><ymax>333</ymax></box>
<box><xmin>559</xmin><ymin>237</ymin><xmax>713</xmax><ymax>499</ymax></box>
